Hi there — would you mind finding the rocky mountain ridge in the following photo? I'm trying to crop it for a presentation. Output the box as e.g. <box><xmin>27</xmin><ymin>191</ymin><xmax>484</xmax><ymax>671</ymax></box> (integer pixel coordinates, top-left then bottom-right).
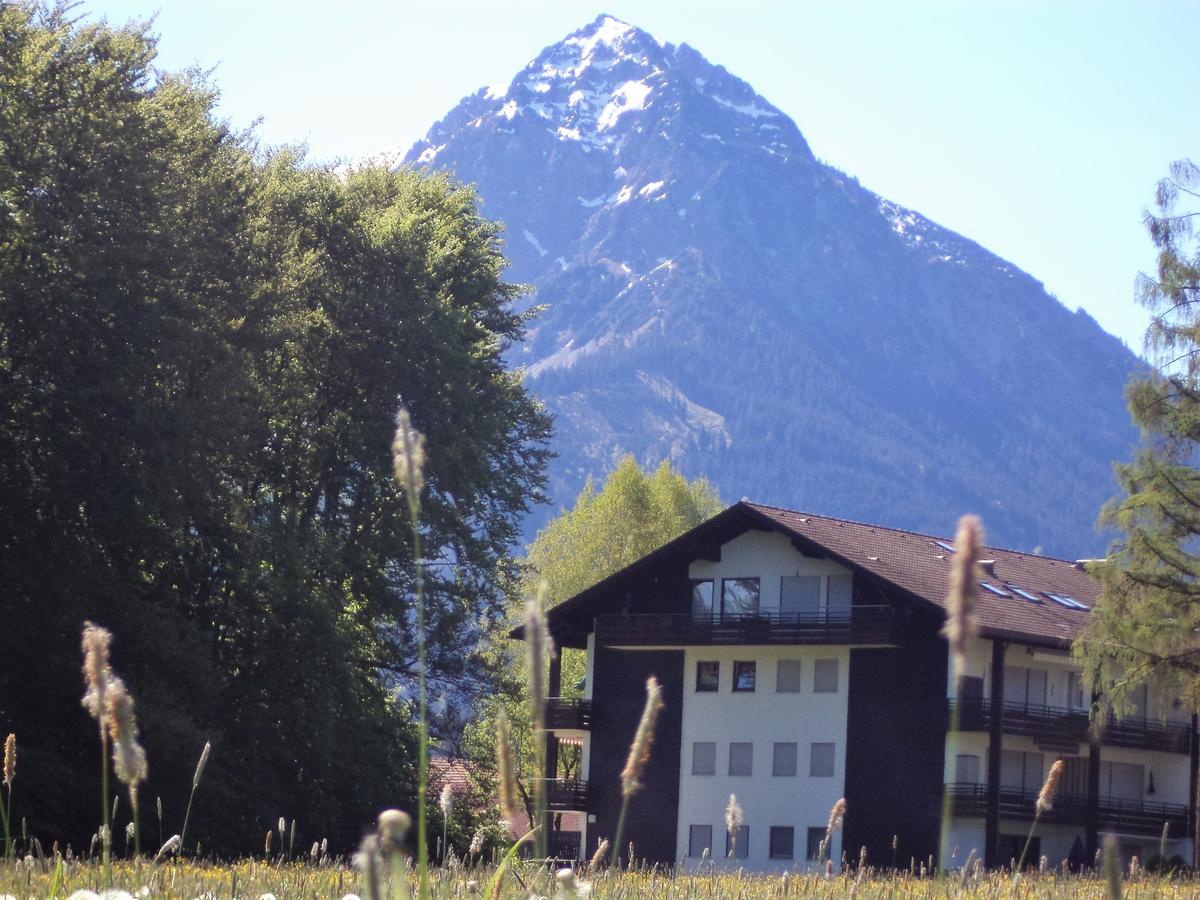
<box><xmin>406</xmin><ymin>14</ymin><xmax>1138</xmax><ymax>557</ymax></box>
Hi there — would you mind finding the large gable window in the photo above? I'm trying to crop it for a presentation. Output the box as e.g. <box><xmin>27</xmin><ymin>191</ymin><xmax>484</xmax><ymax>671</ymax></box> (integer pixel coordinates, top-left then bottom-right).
<box><xmin>721</xmin><ymin>578</ymin><xmax>760</xmax><ymax>617</ymax></box>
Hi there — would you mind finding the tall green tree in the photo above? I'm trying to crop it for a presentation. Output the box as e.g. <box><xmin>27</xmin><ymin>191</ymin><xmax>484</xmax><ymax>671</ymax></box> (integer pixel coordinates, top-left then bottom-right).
<box><xmin>0</xmin><ymin>1</ymin><xmax>550</xmax><ymax>853</ymax></box>
<box><xmin>461</xmin><ymin>457</ymin><xmax>721</xmax><ymax>829</ymax></box>
<box><xmin>1075</xmin><ymin>159</ymin><xmax>1200</xmax><ymax>711</ymax></box>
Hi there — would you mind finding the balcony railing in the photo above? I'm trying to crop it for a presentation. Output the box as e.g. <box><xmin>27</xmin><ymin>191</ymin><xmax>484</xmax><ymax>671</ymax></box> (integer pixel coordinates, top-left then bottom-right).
<box><xmin>593</xmin><ymin>605</ymin><xmax>902</xmax><ymax>647</ymax></box>
<box><xmin>951</xmin><ymin>698</ymin><xmax>1192</xmax><ymax>754</ymax></box>
<box><xmin>945</xmin><ymin>782</ymin><xmax>1189</xmax><ymax>836</ymax></box>
<box><xmin>536</xmin><ymin>779</ymin><xmax>591</xmax><ymax>812</ymax></box>
<box><xmin>545</xmin><ymin>698</ymin><xmax>593</xmax><ymax>731</ymax></box>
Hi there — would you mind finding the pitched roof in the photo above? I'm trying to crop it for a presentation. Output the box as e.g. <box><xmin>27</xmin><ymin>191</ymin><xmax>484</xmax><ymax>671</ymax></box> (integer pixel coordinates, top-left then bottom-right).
<box><xmin>539</xmin><ymin>500</ymin><xmax>1101</xmax><ymax>649</ymax></box>
<box><xmin>744</xmin><ymin>502</ymin><xmax>1099</xmax><ymax>647</ymax></box>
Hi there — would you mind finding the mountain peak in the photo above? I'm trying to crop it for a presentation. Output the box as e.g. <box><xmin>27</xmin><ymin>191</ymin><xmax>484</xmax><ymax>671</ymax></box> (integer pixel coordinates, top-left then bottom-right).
<box><xmin>408</xmin><ymin>16</ymin><xmax>809</xmax><ymax>169</ymax></box>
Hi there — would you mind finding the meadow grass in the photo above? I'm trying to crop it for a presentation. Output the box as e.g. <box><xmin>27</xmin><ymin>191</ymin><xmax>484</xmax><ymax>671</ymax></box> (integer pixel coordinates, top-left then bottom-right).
<box><xmin>0</xmin><ymin>856</ymin><xmax>1198</xmax><ymax>899</ymax></box>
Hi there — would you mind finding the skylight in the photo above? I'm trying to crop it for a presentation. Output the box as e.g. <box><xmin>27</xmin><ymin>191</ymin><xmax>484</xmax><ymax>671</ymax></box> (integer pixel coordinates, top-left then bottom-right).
<box><xmin>1046</xmin><ymin>592</ymin><xmax>1089</xmax><ymax>611</ymax></box>
<box><xmin>934</xmin><ymin>540</ymin><xmax>956</xmax><ymax>554</ymax></box>
<box><xmin>1010</xmin><ymin>587</ymin><xmax>1043</xmax><ymax>604</ymax></box>
<box><xmin>980</xmin><ymin>582</ymin><xmax>1010</xmax><ymax>597</ymax></box>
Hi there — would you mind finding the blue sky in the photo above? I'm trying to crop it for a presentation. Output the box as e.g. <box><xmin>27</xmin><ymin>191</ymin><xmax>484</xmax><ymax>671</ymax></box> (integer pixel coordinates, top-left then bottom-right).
<box><xmin>81</xmin><ymin>0</ymin><xmax>1199</xmax><ymax>353</ymax></box>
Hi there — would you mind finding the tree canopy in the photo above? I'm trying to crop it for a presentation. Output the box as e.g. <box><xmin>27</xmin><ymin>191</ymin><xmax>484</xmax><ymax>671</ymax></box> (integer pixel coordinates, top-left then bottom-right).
<box><xmin>0</xmin><ymin>2</ymin><xmax>550</xmax><ymax>853</ymax></box>
<box><xmin>460</xmin><ymin>457</ymin><xmax>721</xmax><ymax>830</ymax></box>
<box><xmin>1075</xmin><ymin>159</ymin><xmax>1200</xmax><ymax>711</ymax></box>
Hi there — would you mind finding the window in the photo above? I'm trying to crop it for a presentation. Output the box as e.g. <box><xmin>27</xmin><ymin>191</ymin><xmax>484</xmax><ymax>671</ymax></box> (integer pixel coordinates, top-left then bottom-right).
<box><xmin>696</xmin><ymin>661</ymin><xmax>720</xmax><ymax>693</ymax></box>
<box><xmin>813</xmin><ymin>658</ymin><xmax>839</xmax><ymax>693</ymax></box>
<box><xmin>692</xmin><ymin>741</ymin><xmax>716</xmax><ymax>775</ymax></box>
<box><xmin>806</xmin><ymin>827</ymin><xmax>826</xmax><ymax>861</ymax></box>
<box><xmin>691</xmin><ymin>580</ymin><xmax>714</xmax><ymax>616</ymax></box>
<box><xmin>776</xmin><ymin>659</ymin><xmax>803</xmax><ymax>693</ymax></box>
<box><xmin>1066</xmin><ymin>671</ymin><xmax>1087</xmax><ymax>710</ymax></box>
<box><xmin>1000</xmin><ymin>750</ymin><xmax>1044</xmax><ymax>792</ymax></box>
<box><xmin>769</xmin><ymin>826</ymin><xmax>795</xmax><ymax>859</ymax></box>
<box><xmin>980</xmin><ymin>582</ymin><xmax>1010</xmax><ymax>597</ymax></box>
<box><xmin>827</xmin><ymin>573</ymin><xmax>852</xmax><ymax>616</ymax></box>
<box><xmin>1004</xmin><ymin>666</ymin><xmax>1047</xmax><ymax>709</ymax></box>
<box><xmin>725</xmin><ymin>825</ymin><xmax>749</xmax><ymax>859</ymax></box>
<box><xmin>688</xmin><ymin>824</ymin><xmax>712</xmax><ymax>858</ymax></box>
<box><xmin>780</xmin><ymin>575</ymin><xmax>820</xmax><ymax>616</ymax></box>
<box><xmin>772</xmin><ymin>742</ymin><xmax>798</xmax><ymax>776</ymax></box>
<box><xmin>728</xmin><ymin>742</ymin><xmax>753</xmax><ymax>776</ymax></box>
<box><xmin>733</xmin><ymin>660</ymin><xmax>756</xmax><ymax>692</ymax></box>
<box><xmin>955</xmin><ymin>753</ymin><xmax>980</xmax><ymax>784</ymax></box>
<box><xmin>810</xmin><ymin>742</ymin><xmax>835</xmax><ymax>777</ymax></box>
<box><xmin>721</xmin><ymin>578</ymin><xmax>760</xmax><ymax>616</ymax></box>
<box><xmin>1101</xmin><ymin>761</ymin><xmax>1145</xmax><ymax>800</ymax></box>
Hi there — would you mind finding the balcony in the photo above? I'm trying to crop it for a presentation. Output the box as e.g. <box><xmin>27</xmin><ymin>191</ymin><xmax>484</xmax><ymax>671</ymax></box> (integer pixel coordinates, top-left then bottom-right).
<box><xmin>537</xmin><ymin>779</ymin><xmax>591</xmax><ymax>812</ymax></box>
<box><xmin>951</xmin><ymin>698</ymin><xmax>1193</xmax><ymax>754</ymax></box>
<box><xmin>593</xmin><ymin>605</ymin><xmax>902</xmax><ymax>647</ymax></box>
<box><xmin>545</xmin><ymin>698</ymin><xmax>593</xmax><ymax>732</ymax></box>
<box><xmin>945</xmin><ymin>783</ymin><xmax>1189</xmax><ymax>837</ymax></box>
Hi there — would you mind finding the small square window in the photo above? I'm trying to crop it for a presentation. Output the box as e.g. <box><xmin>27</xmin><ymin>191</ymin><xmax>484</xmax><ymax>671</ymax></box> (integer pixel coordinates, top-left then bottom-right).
<box><xmin>725</xmin><ymin>825</ymin><xmax>749</xmax><ymax>859</ymax></box>
<box><xmin>728</xmin><ymin>742</ymin><xmax>753</xmax><ymax>776</ymax></box>
<box><xmin>692</xmin><ymin>741</ymin><xmax>716</xmax><ymax>776</ymax></box>
<box><xmin>696</xmin><ymin>661</ymin><xmax>719</xmax><ymax>692</ymax></box>
<box><xmin>733</xmin><ymin>661</ymin><xmax>756</xmax><ymax>692</ymax></box>
<box><xmin>806</xmin><ymin>826</ymin><xmax>826</xmax><ymax>860</ymax></box>
<box><xmin>813</xmin><ymin>658</ymin><xmax>839</xmax><ymax>693</ymax></box>
<box><xmin>955</xmin><ymin>753</ymin><xmax>980</xmax><ymax>784</ymax></box>
<box><xmin>688</xmin><ymin>824</ymin><xmax>712</xmax><ymax>858</ymax></box>
<box><xmin>769</xmin><ymin>826</ymin><xmax>795</xmax><ymax>859</ymax></box>
<box><xmin>772</xmin><ymin>742</ymin><xmax>798</xmax><ymax>776</ymax></box>
<box><xmin>810</xmin><ymin>742</ymin><xmax>835</xmax><ymax>777</ymax></box>
<box><xmin>776</xmin><ymin>659</ymin><xmax>802</xmax><ymax>693</ymax></box>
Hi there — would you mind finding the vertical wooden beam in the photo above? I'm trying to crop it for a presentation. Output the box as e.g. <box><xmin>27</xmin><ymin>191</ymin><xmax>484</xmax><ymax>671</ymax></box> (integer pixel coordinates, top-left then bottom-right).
<box><xmin>1190</xmin><ymin>713</ymin><xmax>1199</xmax><ymax>866</ymax></box>
<box><xmin>543</xmin><ymin>653</ymin><xmax>562</xmax><ymax>855</ymax></box>
<box><xmin>1086</xmin><ymin>728</ymin><xmax>1101</xmax><ymax>862</ymax></box>
<box><xmin>984</xmin><ymin>639</ymin><xmax>1006</xmax><ymax>868</ymax></box>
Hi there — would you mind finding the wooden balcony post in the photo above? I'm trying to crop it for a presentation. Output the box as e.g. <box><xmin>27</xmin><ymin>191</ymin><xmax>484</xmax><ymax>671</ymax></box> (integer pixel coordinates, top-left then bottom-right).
<box><xmin>1190</xmin><ymin>713</ymin><xmax>1199</xmax><ymax>866</ymax></box>
<box><xmin>984</xmin><ymin>639</ymin><xmax>1006</xmax><ymax>868</ymax></box>
<box><xmin>545</xmin><ymin>654</ymin><xmax>562</xmax><ymax>780</ymax></box>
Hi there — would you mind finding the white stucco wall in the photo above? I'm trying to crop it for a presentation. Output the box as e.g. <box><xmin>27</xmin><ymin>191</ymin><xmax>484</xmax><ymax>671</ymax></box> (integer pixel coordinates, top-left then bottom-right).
<box><xmin>672</xmin><ymin>529</ymin><xmax>855</xmax><ymax>871</ymax></box>
<box><xmin>675</xmin><ymin>644</ymin><xmax>850</xmax><ymax>871</ymax></box>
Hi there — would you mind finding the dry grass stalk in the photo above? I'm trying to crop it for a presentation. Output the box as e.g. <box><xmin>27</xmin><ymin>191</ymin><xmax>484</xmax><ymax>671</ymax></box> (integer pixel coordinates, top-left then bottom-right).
<box><xmin>941</xmin><ymin>516</ymin><xmax>983</xmax><ymax>679</ymax></box>
<box><xmin>81</xmin><ymin>622</ymin><xmax>114</xmax><ymax>721</ymax></box>
<box><xmin>620</xmin><ymin>677</ymin><xmax>664</xmax><ymax>798</ymax></box>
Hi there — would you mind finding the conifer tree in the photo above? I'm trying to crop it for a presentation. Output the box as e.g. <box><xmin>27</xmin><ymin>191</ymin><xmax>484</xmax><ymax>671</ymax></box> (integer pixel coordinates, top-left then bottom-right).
<box><xmin>1076</xmin><ymin>160</ymin><xmax>1200</xmax><ymax>710</ymax></box>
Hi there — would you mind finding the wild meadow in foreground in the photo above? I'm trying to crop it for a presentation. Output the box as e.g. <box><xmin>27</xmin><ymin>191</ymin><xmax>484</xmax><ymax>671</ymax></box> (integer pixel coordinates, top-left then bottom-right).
<box><xmin>1</xmin><ymin>857</ymin><xmax>1199</xmax><ymax>899</ymax></box>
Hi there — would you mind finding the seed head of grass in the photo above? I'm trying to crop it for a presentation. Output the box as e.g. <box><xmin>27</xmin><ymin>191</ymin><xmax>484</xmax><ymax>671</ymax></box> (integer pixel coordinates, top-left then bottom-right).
<box><xmin>724</xmin><ymin>794</ymin><xmax>743</xmax><ymax>856</ymax></box>
<box><xmin>81</xmin><ymin>621</ymin><xmax>114</xmax><ymax>721</ymax></box>
<box><xmin>3</xmin><ymin>733</ymin><xmax>14</xmax><ymax>786</ymax></box>
<box><xmin>826</xmin><ymin>798</ymin><xmax>846</xmax><ymax>841</ymax></box>
<box><xmin>1036</xmin><ymin>759</ymin><xmax>1064</xmax><ymax>814</ymax></box>
<box><xmin>590</xmin><ymin>838</ymin><xmax>610</xmax><ymax>871</ymax></box>
<box><xmin>378</xmin><ymin>809</ymin><xmax>412</xmax><ymax>854</ymax></box>
<box><xmin>192</xmin><ymin>741</ymin><xmax>211</xmax><ymax>790</ymax></box>
<box><xmin>106</xmin><ymin>678</ymin><xmax>148</xmax><ymax>792</ymax></box>
<box><xmin>391</xmin><ymin>406</ymin><xmax>426</xmax><ymax>515</ymax></box>
<box><xmin>620</xmin><ymin>676</ymin><xmax>664</xmax><ymax>798</ymax></box>
<box><xmin>941</xmin><ymin>516</ymin><xmax>983</xmax><ymax>679</ymax></box>
<box><xmin>439</xmin><ymin>782</ymin><xmax>453</xmax><ymax>820</ymax></box>
<box><xmin>495</xmin><ymin>710</ymin><xmax>519</xmax><ymax>830</ymax></box>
